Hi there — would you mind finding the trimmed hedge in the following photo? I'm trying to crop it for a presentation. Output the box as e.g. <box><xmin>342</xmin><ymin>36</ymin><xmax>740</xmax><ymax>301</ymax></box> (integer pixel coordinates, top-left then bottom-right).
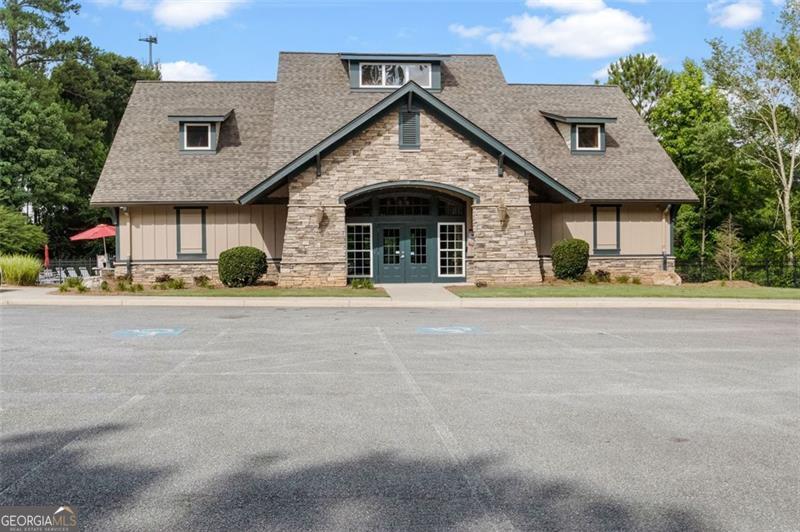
<box><xmin>551</xmin><ymin>238</ymin><xmax>589</xmax><ymax>280</ymax></box>
<box><xmin>218</xmin><ymin>246</ymin><xmax>268</xmax><ymax>287</ymax></box>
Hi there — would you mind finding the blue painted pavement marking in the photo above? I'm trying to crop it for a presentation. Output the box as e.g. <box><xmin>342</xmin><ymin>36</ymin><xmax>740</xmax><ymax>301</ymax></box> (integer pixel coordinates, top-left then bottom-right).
<box><xmin>416</xmin><ymin>326</ymin><xmax>480</xmax><ymax>335</ymax></box>
<box><xmin>112</xmin><ymin>328</ymin><xmax>185</xmax><ymax>338</ymax></box>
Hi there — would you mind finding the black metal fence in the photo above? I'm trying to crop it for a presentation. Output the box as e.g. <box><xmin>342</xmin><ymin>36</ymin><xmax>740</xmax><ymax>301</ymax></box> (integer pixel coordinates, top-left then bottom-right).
<box><xmin>675</xmin><ymin>258</ymin><xmax>799</xmax><ymax>288</ymax></box>
<box><xmin>38</xmin><ymin>258</ymin><xmax>113</xmax><ymax>284</ymax></box>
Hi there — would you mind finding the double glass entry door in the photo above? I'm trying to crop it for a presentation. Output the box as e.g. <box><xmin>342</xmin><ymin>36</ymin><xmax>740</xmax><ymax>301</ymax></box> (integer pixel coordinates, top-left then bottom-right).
<box><xmin>377</xmin><ymin>224</ymin><xmax>432</xmax><ymax>283</ymax></box>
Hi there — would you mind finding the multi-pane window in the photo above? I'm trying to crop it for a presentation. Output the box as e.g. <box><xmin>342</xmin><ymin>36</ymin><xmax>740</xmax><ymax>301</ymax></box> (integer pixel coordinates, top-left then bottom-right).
<box><xmin>346</xmin><ymin>199</ymin><xmax>372</xmax><ymax>218</ymax></box>
<box><xmin>438</xmin><ymin>223</ymin><xmax>464</xmax><ymax>277</ymax></box>
<box><xmin>410</xmin><ymin>227</ymin><xmax>427</xmax><ymax>264</ymax></box>
<box><xmin>382</xmin><ymin>228</ymin><xmax>400</xmax><ymax>264</ymax></box>
<box><xmin>378</xmin><ymin>196</ymin><xmax>430</xmax><ymax>216</ymax></box>
<box><xmin>184</xmin><ymin>123</ymin><xmax>211</xmax><ymax>150</ymax></box>
<box><xmin>346</xmin><ymin>224</ymin><xmax>372</xmax><ymax>278</ymax></box>
<box><xmin>359</xmin><ymin>63</ymin><xmax>432</xmax><ymax>88</ymax></box>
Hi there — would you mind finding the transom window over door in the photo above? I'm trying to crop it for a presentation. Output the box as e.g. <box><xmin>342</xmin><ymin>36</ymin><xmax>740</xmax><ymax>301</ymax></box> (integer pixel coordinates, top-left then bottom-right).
<box><xmin>438</xmin><ymin>223</ymin><xmax>465</xmax><ymax>277</ymax></box>
<box><xmin>359</xmin><ymin>63</ymin><xmax>432</xmax><ymax>88</ymax></box>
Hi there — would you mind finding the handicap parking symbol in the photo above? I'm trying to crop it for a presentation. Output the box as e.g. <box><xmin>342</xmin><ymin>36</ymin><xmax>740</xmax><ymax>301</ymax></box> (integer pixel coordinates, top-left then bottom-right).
<box><xmin>112</xmin><ymin>328</ymin><xmax>185</xmax><ymax>338</ymax></box>
<box><xmin>416</xmin><ymin>326</ymin><xmax>480</xmax><ymax>335</ymax></box>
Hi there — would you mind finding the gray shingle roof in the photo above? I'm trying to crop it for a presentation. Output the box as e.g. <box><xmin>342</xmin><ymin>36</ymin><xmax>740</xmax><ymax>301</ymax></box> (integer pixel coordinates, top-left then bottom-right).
<box><xmin>92</xmin><ymin>82</ymin><xmax>274</xmax><ymax>204</ymax></box>
<box><xmin>92</xmin><ymin>53</ymin><xmax>696</xmax><ymax>206</ymax></box>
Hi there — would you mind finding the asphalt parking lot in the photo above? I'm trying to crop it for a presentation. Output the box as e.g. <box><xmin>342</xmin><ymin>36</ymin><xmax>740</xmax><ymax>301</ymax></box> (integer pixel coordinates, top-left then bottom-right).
<box><xmin>1</xmin><ymin>306</ymin><xmax>798</xmax><ymax>531</ymax></box>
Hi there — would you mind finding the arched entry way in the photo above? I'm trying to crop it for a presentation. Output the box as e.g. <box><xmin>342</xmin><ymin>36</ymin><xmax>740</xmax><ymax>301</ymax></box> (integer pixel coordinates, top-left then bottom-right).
<box><xmin>341</xmin><ymin>182</ymin><xmax>477</xmax><ymax>283</ymax></box>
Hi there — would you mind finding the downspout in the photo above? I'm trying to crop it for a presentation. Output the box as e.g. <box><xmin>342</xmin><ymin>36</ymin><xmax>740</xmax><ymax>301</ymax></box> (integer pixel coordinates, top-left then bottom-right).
<box><xmin>661</xmin><ymin>204</ymin><xmax>672</xmax><ymax>271</ymax></box>
<box><xmin>121</xmin><ymin>206</ymin><xmax>132</xmax><ymax>278</ymax></box>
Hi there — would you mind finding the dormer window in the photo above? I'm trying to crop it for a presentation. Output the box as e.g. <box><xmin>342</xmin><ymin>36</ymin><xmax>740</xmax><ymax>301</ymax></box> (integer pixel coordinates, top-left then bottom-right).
<box><xmin>184</xmin><ymin>123</ymin><xmax>211</xmax><ymax>150</ymax></box>
<box><xmin>359</xmin><ymin>63</ymin><xmax>432</xmax><ymax>88</ymax></box>
<box><xmin>575</xmin><ymin>125</ymin><xmax>601</xmax><ymax>151</ymax></box>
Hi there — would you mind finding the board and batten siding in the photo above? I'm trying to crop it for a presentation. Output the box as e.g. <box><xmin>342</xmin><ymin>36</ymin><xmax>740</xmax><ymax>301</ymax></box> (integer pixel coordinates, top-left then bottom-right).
<box><xmin>531</xmin><ymin>203</ymin><xmax>670</xmax><ymax>256</ymax></box>
<box><xmin>118</xmin><ymin>205</ymin><xmax>287</xmax><ymax>261</ymax></box>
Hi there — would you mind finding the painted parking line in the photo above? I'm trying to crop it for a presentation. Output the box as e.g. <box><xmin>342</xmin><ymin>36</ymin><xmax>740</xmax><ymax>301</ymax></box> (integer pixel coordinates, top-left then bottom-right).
<box><xmin>112</xmin><ymin>328</ymin><xmax>185</xmax><ymax>338</ymax></box>
<box><xmin>416</xmin><ymin>326</ymin><xmax>481</xmax><ymax>335</ymax></box>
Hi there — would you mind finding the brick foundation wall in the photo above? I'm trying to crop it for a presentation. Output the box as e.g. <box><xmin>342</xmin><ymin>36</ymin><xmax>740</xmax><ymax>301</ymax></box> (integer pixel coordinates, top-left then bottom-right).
<box><xmin>539</xmin><ymin>255</ymin><xmax>675</xmax><ymax>283</ymax></box>
<box><xmin>280</xmin><ymin>106</ymin><xmax>541</xmax><ymax>287</ymax></box>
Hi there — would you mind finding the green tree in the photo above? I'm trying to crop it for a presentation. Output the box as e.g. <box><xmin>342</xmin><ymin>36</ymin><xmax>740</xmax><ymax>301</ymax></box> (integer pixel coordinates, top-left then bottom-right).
<box><xmin>650</xmin><ymin>60</ymin><xmax>739</xmax><ymax>263</ymax></box>
<box><xmin>0</xmin><ymin>205</ymin><xmax>47</xmax><ymax>254</ymax></box>
<box><xmin>0</xmin><ymin>0</ymin><xmax>85</xmax><ymax>71</ymax></box>
<box><xmin>705</xmin><ymin>3</ymin><xmax>800</xmax><ymax>261</ymax></box>
<box><xmin>52</xmin><ymin>50</ymin><xmax>159</xmax><ymax>143</ymax></box>
<box><xmin>713</xmin><ymin>215</ymin><xmax>744</xmax><ymax>280</ymax></box>
<box><xmin>607</xmin><ymin>53</ymin><xmax>673</xmax><ymax>124</ymax></box>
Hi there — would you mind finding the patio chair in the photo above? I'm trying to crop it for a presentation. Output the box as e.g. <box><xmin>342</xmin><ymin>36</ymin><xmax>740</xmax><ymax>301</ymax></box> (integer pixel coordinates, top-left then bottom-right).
<box><xmin>56</xmin><ymin>267</ymin><xmax>67</xmax><ymax>282</ymax></box>
<box><xmin>66</xmin><ymin>267</ymin><xmax>79</xmax><ymax>278</ymax></box>
<box><xmin>79</xmin><ymin>267</ymin><xmax>93</xmax><ymax>278</ymax></box>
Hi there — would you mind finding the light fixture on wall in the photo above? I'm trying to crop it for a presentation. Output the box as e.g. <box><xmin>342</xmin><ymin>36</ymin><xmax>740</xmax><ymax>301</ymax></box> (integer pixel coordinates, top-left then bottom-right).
<box><xmin>497</xmin><ymin>201</ymin><xmax>510</xmax><ymax>230</ymax></box>
<box><xmin>315</xmin><ymin>206</ymin><xmax>328</xmax><ymax>230</ymax></box>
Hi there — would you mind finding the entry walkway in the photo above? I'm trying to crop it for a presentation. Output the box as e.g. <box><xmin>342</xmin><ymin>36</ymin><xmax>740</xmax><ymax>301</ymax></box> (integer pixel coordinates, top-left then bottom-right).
<box><xmin>378</xmin><ymin>283</ymin><xmax>461</xmax><ymax>304</ymax></box>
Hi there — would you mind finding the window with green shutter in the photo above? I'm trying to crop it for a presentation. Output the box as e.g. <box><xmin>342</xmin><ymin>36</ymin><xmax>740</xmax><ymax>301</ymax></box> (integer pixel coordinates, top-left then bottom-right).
<box><xmin>399</xmin><ymin>109</ymin><xmax>420</xmax><ymax>150</ymax></box>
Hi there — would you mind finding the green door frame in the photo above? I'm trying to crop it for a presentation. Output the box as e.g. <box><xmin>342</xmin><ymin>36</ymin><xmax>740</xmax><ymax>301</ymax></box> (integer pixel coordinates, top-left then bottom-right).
<box><xmin>346</xmin><ymin>190</ymin><xmax>467</xmax><ymax>283</ymax></box>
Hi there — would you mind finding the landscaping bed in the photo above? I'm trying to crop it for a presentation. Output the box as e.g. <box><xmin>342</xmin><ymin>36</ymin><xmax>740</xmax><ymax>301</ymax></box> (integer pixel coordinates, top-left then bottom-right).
<box><xmin>448</xmin><ymin>282</ymin><xmax>800</xmax><ymax>300</ymax></box>
<box><xmin>56</xmin><ymin>284</ymin><xmax>388</xmax><ymax>298</ymax></box>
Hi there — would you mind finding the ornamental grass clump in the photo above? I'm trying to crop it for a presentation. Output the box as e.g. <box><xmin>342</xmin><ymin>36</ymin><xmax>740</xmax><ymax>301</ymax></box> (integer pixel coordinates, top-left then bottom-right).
<box><xmin>0</xmin><ymin>255</ymin><xmax>42</xmax><ymax>285</ymax></box>
<box><xmin>551</xmin><ymin>239</ymin><xmax>589</xmax><ymax>280</ymax></box>
<box><xmin>218</xmin><ymin>246</ymin><xmax>267</xmax><ymax>287</ymax></box>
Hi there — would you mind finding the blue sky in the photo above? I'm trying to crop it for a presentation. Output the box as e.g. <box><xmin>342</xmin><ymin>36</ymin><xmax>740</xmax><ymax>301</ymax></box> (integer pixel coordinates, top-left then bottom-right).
<box><xmin>72</xmin><ymin>0</ymin><xmax>786</xmax><ymax>83</ymax></box>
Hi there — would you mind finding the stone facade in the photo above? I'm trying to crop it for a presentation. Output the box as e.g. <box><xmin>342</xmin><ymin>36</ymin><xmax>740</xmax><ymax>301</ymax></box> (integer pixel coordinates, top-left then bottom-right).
<box><xmin>279</xmin><ymin>106</ymin><xmax>542</xmax><ymax>287</ymax></box>
<box><xmin>117</xmin><ymin>260</ymin><xmax>281</xmax><ymax>286</ymax></box>
<box><xmin>539</xmin><ymin>255</ymin><xmax>675</xmax><ymax>283</ymax></box>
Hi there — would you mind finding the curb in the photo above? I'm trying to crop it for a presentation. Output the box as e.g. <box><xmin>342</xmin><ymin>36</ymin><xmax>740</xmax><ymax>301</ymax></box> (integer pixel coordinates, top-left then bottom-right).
<box><xmin>1</xmin><ymin>293</ymin><xmax>798</xmax><ymax>311</ymax></box>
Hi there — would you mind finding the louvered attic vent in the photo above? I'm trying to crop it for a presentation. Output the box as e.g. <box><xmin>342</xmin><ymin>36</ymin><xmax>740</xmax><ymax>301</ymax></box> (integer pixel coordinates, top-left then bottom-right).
<box><xmin>399</xmin><ymin>109</ymin><xmax>420</xmax><ymax>150</ymax></box>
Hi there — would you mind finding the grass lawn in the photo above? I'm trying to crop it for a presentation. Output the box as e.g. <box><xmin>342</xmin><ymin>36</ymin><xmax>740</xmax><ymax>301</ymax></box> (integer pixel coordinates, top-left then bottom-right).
<box><xmin>448</xmin><ymin>283</ymin><xmax>800</xmax><ymax>300</ymax></box>
<box><xmin>66</xmin><ymin>286</ymin><xmax>388</xmax><ymax>297</ymax></box>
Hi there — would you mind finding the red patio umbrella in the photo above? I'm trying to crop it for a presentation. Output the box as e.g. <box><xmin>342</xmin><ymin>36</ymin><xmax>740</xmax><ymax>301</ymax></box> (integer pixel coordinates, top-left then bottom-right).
<box><xmin>70</xmin><ymin>224</ymin><xmax>116</xmax><ymax>260</ymax></box>
<box><xmin>43</xmin><ymin>244</ymin><xmax>50</xmax><ymax>268</ymax></box>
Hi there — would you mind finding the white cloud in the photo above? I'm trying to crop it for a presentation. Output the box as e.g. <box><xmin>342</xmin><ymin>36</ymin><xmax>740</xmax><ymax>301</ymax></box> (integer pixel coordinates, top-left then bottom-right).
<box><xmin>592</xmin><ymin>64</ymin><xmax>610</xmax><ymax>80</ymax></box>
<box><xmin>91</xmin><ymin>0</ymin><xmax>150</xmax><ymax>10</ymax></box>
<box><xmin>160</xmin><ymin>61</ymin><xmax>215</xmax><ymax>81</ymax></box>
<box><xmin>448</xmin><ymin>23</ymin><xmax>493</xmax><ymax>38</ymax></box>
<box><xmin>525</xmin><ymin>0</ymin><xmax>607</xmax><ymax>12</ymax></box>
<box><xmin>486</xmin><ymin>8</ymin><xmax>651</xmax><ymax>59</ymax></box>
<box><xmin>707</xmin><ymin>0</ymin><xmax>763</xmax><ymax>28</ymax></box>
<box><xmin>153</xmin><ymin>0</ymin><xmax>244</xmax><ymax>29</ymax></box>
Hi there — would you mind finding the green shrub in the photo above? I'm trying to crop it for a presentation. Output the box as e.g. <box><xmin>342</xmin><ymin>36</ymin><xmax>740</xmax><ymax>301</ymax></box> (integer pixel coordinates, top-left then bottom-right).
<box><xmin>551</xmin><ymin>239</ymin><xmax>589</xmax><ymax>280</ymax></box>
<box><xmin>586</xmin><ymin>273</ymin><xmax>599</xmax><ymax>284</ymax></box>
<box><xmin>594</xmin><ymin>269</ymin><xmax>611</xmax><ymax>282</ymax></box>
<box><xmin>0</xmin><ymin>206</ymin><xmax>47</xmax><ymax>255</ymax></box>
<box><xmin>218</xmin><ymin>246</ymin><xmax>267</xmax><ymax>287</ymax></box>
<box><xmin>132</xmin><ymin>283</ymin><xmax>144</xmax><ymax>292</ymax></box>
<box><xmin>350</xmin><ymin>278</ymin><xmax>374</xmax><ymax>289</ymax></box>
<box><xmin>0</xmin><ymin>254</ymin><xmax>42</xmax><ymax>285</ymax></box>
<box><xmin>166</xmin><ymin>278</ymin><xmax>185</xmax><ymax>289</ymax></box>
<box><xmin>77</xmin><ymin>284</ymin><xmax>88</xmax><ymax>293</ymax></box>
<box><xmin>100</xmin><ymin>280</ymin><xmax>110</xmax><ymax>291</ymax></box>
<box><xmin>62</xmin><ymin>277</ymin><xmax>84</xmax><ymax>289</ymax></box>
<box><xmin>58</xmin><ymin>284</ymin><xmax>69</xmax><ymax>293</ymax></box>
<box><xmin>154</xmin><ymin>273</ymin><xmax>172</xmax><ymax>283</ymax></box>
<box><xmin>194</xmin><ymin>275</ymin><xmax>211</xmax><ymax>288</ymax></box>
<box><xmin>615</xmin><ymin>274</ymin><xmax>630</xmax><ymax>284</ymax></box>
<box><xmin>152</xmin><ymin>282</ymin><xmax>167</xmax><ymax>290</ymax></box>
<box><xmin>632</xmin><ymin>276</ymin><xmax>641</xmax><ymax>285</ymax></box>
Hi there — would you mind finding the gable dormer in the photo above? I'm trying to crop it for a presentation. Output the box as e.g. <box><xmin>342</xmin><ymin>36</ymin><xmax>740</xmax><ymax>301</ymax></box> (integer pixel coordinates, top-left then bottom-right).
<box><xmin>341</xmin><ymin>53</ymin><xmax>448</xmax><ymax>91</ymax></box>
<box><xmin>540</xmin><ymin>110</ymin><xmax>617</xmax><ymax>155</ymax></box>
<box><xmin>168</xmin><ymin>108</ymin><xmax>233</xmax><ymax>153</ymax></box>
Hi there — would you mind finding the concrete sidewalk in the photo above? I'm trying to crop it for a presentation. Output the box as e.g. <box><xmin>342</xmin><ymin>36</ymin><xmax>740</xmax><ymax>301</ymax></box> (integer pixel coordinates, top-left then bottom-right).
<box><xmin>1</xmin><ymin>285</ymin><xmax>798</xmax><ymax>310</ymax></box>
